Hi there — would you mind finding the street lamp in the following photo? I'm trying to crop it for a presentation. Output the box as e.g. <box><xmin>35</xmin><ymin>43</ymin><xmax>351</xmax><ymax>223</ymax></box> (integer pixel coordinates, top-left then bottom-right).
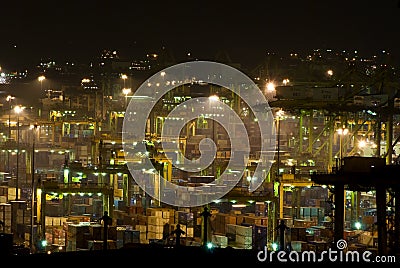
<box><xmin>337</xmin><ymin>126</ymin><xmax>349</xmax><ymax>161</ymax></box>
<box><xmin>30</xmin><ymin>123</ymin><xmax>39</xmax><ymax>253</ymax></box>
<box><xmin>122</xmin><ymin>87</ymin><xmax>131</xmax><ymax>108</ymax></box>
<box><xmin>14</xmin><ymin>105</ymin><xmax>24</xmax><ymax>200</ymax></box>
<box><xmin>121</xmin><ymin>74</ymin><xmax>128</xmax><ymax>88</ymax></box>
<box><xmin>265</xmin><ymin>81</ymin><xmax>276</xmax><ymax>101</ymax></box>
<box><xmin>6</xmin><ymin>95</ymin><xmax>14</xmax><ymax>140</ymax></box>
<box><xmin>38</xmin><ymin>75</ymin><xmax>46</xmax><ymax>91</ymax></box>
<box><xmin>266</xmin><ymin>82</ymin><xmax>275</xmax><ymax>92</ymax></box>
<box><xmin>275</xmin><ymin>109</ymin><xmax>285</xmax><ymax>180</ymax></box>
<box><xmin>6</xmin><ymin>95</ymin><xmax>14</xmax><ymax>173</ymax></box>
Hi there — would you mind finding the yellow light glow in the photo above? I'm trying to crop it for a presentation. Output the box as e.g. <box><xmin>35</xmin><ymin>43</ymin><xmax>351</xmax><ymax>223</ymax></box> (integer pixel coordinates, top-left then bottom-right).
<box><xmin>266</xmin><ymin>82</ymin><xmax>275</xmax><ymax>92</ymax></box>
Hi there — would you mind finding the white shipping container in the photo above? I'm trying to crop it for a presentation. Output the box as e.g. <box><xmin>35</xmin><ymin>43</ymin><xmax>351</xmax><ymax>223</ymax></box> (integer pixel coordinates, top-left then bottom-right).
<box><xmin>291</xmin><ymin>241</ymin><xmax>306</xmax><ymax>252</ymax></box>
<box><xmin>275</xmin><ymin>86</ymin><xmax>312</xmax><ymax>100</ymax></box>
<box><xmin>226</xmin><ymin>223</ymin><xmax>236</xmax><ymax>234</ymax></box>
<box><xmin>235</xmin><ymin>234</ymin><xmax>252</xmax><ymax>244</ymax></box>
<box><xmin>235</xmin><ymin>225</ymin><xmax>252</xmax><ymax>236</ymax></box>
<box><xmin>312</xmin><ymin>87</ymin><xmax>339</xmax><ymax>101</ymax></box>
<box><xmin>212</xmin><ymin>234</ymin><xmax>228</xmax><ymax>248</ymax></box>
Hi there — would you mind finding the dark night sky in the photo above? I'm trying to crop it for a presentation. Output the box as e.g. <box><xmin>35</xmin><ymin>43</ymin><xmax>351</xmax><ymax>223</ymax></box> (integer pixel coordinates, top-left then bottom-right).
<box><xmin>1</xmin><ymin>0</ymin><xmax>400</xmax><ymax>69</ymax></box>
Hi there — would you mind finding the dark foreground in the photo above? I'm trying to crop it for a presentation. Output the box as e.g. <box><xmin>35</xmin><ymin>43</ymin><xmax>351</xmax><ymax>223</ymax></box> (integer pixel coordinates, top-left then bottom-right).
<box><xmin>4</xmin><ymin>245</ymin><xmax>261</xmax><ymax>265</ymax></box>
<box><xmin>1</xmin><ymin>244</ymin><xmax>388</xmax><ymax>266</ymax></box>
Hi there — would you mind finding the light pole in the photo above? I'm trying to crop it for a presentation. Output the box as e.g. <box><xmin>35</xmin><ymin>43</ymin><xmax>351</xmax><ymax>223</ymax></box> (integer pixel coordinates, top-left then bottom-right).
<box><xmin>121</xmin><ymin>74</ymin><xmax>127</xmax><ymax>88</ymax></box>
<box><xmin>38</xmin><ymin>75</ymin><xmax>45</xmax><ymax>92</ymax></box>
<box><xmin>14</xmin><ymin>105</ymin><xmax>24</xmax><ymax>200</ymax></box>
<box><xmin>6</xmin><ymin>95</ymin><xmax>14</xmax><ymax>140</ymax></box>
<box><xmin>275</xmin><ymin>109</ymin><xmax>285</xmax><ymax>180</ymax></box>
<box><xmin>121</xmin><ymin>74</ymin><xmax>129</xmax><ymax>108</ymax></box>
<box><xmin>337</xmin><ymin>126</ymin><xmax>349</xmax><ymax>161</ymax></box>
<box><xmin>274</xmin><ymin>109</ymin><xmax>284</xmax><ymax>230</ymax></box>
<box><xmin>30</xmin><ymin>123</ymin><xmax>39</xmax><ymax>253</ymax></box>
<box><xmin>6</xmin><ymin>95</ymin><xmax>14</xmax><ymax>173</ymax></box>
<box><xmin>265</xmin><ymin>81</ymin><xmax>276</xmax><ymax>101</ymax></box>
<box><xmin>122</xmin><ymin>87</ymin><xmax>131</xmax><ymax>108</ymax></box>
<box><xmin>266</xmin><ymin>200</ymin><xmax>271</xmax><ymax>249</ymax></box>
<box><xmin>209</xmin><ymin>95</ymin><xmax>219</xmax><ymax>177</ymax></box>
